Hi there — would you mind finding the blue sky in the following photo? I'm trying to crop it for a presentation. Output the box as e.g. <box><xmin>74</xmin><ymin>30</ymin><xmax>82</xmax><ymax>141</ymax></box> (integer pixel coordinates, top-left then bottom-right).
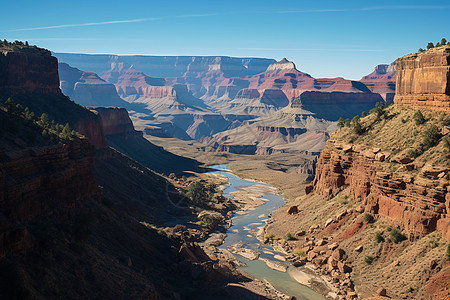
<box><xmin>1</xmin><ymin>0</ymin><xmax>449</xmax><ymax>79</ymax></box>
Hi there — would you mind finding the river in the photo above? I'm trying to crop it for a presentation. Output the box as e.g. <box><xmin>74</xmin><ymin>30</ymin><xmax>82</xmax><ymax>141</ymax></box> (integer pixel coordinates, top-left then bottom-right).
<box><xmin>208</xmin><ymin>165</ymin><xmax>325</xmax><ymax>300</ymax></box>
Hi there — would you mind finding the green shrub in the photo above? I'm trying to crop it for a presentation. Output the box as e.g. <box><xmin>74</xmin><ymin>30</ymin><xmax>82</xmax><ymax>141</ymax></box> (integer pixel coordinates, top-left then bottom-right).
<box><xmin>186</xmin><ymin>181</ymin><xmax>210</xmax><ymax>205</ymax></box>
<box><xmin>264</xmin><ymin>233</ymin><xmax>280</xmax><ymax>241</ymax></box>
<box><xmin>286</xmin><ymin>233</ymin><xmax>297</xmax><ymax>241</ymax></box>
<box><xmin>369</xmin><ymin>102</ymin><xmax>386</xmax><ymax>119</ymax></box>
<box><xmin>422</xmin><ymin>125</ymin><xmax>441</xmax><ymax>151</ymax></box>
<box><xmin>363</xmin><ymin>213</ymin><xmax>375</xmax><ymax>223</ymax></box>
<box><xmin>447</xmin><ymin>244</ymin><xmax>450</xmax><ymax>260</ymax></box>
<box><xmin>413</xmin><ymin>110</ymin><xmax>425</xmax><ymax>125</ymax></box>
<box><xmin>390</xmin><ymin>228</ymin><xmax>407</xmax><ymax>243</ymax></box>
<box><xmin>364</xmin><ymin>255</ymin><xmax>374</xmax><ymax>264</ymax></box>
<box><xmin>337</xmin><ymin>117</ymin><xmax>345</xmax><ymax>129</ymax></box>
<box><xmin>375</xmin><ymin>231</ymin><xmax>385</xmax><ymax>243</ymax></box>
<box><xmin>443</xmin><ymin>137</ymin><xmax>450</xmax><ymax>151</ymax></box>
<box><xmin>294</xmin><ymin>250</ymin><xmax>306</xmax><ymax>257</ymax></box>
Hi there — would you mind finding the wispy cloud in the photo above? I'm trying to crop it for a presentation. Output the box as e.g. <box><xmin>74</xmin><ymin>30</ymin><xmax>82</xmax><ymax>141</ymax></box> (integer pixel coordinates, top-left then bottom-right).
<box><xmin>276</xmin><ymin>5</ymin><xmax>450</xmax><ymax>14</ymax></box>
<box><xmin>5</xmin><ymin>14</ymin><xmax>217</xmax><ymax>32</ymax></box>
<box><xmin>239</xmin><ymin>47</ymin><xmax>386</xmax><ymax>52</ymax></box>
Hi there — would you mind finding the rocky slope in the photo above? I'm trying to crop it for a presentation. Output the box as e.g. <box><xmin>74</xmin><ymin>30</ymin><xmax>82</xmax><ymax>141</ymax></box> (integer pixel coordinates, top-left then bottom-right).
<box><xmin>395</xmin><ymin>45</ymin><xmax>450</xmax><ymax>111</ymax></box>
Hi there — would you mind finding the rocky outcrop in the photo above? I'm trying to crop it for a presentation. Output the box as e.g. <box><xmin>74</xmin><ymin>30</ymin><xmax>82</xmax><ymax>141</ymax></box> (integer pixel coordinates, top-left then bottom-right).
<box><xmin>312</xmin><ymin>141</ymin><xmax>448</xmax><ymax>240</ymax></box>
<box><xmin>394</xmin><ymin>45</ymin><xmax>450</xmax><ymax>111</ymax></box>
<box><xmin>0</xmin><ymin>138</ymin><xmax>100</xmax><ymax>257</ymax></box>
<box><xmin>0</xmin><ymin>49</ymin><xmax>60</xmax><ymax>95</ymax></box>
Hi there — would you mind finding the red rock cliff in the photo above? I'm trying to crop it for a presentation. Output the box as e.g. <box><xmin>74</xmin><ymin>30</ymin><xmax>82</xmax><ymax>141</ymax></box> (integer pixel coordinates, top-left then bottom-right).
<box><xmin>311</xmin><ymin>142</ymin><xmax>449</xmax><ymax>240</ymax></box>
<box><xmin>394</xmin><ymin>45</ymin><xmax>450</xmax><ymax>111</ymax></box>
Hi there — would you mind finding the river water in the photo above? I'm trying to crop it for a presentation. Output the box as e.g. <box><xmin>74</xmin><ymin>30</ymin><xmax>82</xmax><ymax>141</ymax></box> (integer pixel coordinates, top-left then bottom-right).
<box><xmin>208</xmin><ymin>165</ymin><xmax>325</xmax><ymax>300</ymax></box>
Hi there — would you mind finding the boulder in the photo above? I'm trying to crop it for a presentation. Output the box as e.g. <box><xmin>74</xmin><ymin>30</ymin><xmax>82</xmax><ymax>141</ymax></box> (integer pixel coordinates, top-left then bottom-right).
<box><xmin>376</xmin><ymin>288</ymin><xmax>387</xmax><ymax>296</ymax></box>
<box><xmin>375</xmin><ymin>152</ymin><xmax>385</xmax><ymax>162</ymax></box>
<box><xmin>354</xmin><ymin>245</ymin><xmax>363</xmax><ymax>252</ymax></box>
<box><xmin>287</xmin><ymin>206</ymin><xmax>298</xmax><ymax>215</ymax></box>
<box><xmin>338</xmin><ymin>261</ymin><xmax>352</xmax><ymax>273</ymax></box>
<box><xmin>328</xmin><ymin>242</ymin><xmax>339</xmax><ymax>250</ymax></box>
<box><xmin>296</xmin><ymin>230</ymin><xmax>306</xmax><ymax>237</ymax></box>
<box><xmin>331</xmin><ymin>248</ymin><xmax>346</xmax><ymax>261</ymax></box>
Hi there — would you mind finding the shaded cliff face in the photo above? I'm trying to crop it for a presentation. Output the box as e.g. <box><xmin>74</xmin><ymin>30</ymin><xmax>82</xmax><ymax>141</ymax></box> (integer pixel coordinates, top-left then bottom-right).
<box><xmin>0</xmin><ymin>108</ymin><xmax>196</xmax><ymax>300</ymax></box>
<box><xmin>0</xmin><ymin>50</ymin><xmax>60</xmax><ymax>95</ymax></box>
<box><xmin>394</xmin><ymin>45</ymin><xmax>450</xmax><ymax>111</ymax></box>
<box><xmin>91</xmin><ymin>107</ymin><xmax>200</xmax><ymax>174</ymax></box>
<box><xmin>90</xmin><ymin>107</ymin><xmax>134</xmax><ymax>136</ymax></box>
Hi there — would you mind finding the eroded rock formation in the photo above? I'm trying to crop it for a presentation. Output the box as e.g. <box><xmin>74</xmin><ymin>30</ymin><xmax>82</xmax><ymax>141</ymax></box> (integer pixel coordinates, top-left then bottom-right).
<box><xmin>311</xmin><ymin>142</ymin><xmax>448</xmax><ymax>240</ymax></box>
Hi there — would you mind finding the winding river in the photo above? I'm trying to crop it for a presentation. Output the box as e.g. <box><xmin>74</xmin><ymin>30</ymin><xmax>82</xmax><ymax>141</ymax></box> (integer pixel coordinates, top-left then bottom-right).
<box><xmin>208</xmin><ymin>165</ymin><xmax>325</xmax><ymax>300</ymax></box>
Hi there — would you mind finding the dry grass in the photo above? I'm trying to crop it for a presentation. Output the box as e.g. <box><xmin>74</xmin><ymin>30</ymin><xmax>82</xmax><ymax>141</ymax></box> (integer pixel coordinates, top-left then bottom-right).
<box><xmin>334</xmin><ymin>105</ymin><xmax>450</xmax><ymax>168</ymax></box>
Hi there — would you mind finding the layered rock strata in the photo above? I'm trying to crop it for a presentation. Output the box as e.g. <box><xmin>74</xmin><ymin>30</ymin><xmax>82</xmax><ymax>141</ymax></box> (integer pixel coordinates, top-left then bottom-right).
<box><xmin>394</xmin><ymin>45</ymin><xmax>450</xmax><ymax>110</ymax></box>
<box><xmin>311</xmin><ymin>142</ymin><xmax>448</xmax><ymax>240</ymax></box>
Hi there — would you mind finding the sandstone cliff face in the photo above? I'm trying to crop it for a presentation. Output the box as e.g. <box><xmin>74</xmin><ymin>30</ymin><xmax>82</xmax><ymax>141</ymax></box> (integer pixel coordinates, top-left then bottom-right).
<box><xmin>0</xmin><ymin>50</ymin><xmax>60</xmax><ymax>94</ymax></box>
<box><xmin>311</xmin><ymin>141</ymin><xmax>448</xmax><ymax>240</ymax></box>
<box><xmin>394</xmin><ymin>45</ymin><xmax>450</xmax><ymax>110</ymax></box>
<box><xmin>0</xmin><ymin>138</ymin><xmax>100</xmax><ymax>257</ymax></box>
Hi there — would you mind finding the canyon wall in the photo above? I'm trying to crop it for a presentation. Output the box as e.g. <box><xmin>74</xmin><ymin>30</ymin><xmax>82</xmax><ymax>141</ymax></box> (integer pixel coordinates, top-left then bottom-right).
<box><xmin>394</xmin><ymin>45</ymin><xmax>450</xmax><ymax>111</ymax></box>
<box><xmin>0</xmin><ymin>49</ymin><xmax>60</xmax><ymax>95</ymax></box>
<box><xmin>55</xmin><ymin>53</ymin><xmax>276</xmax><ymax>79</ymax></box>
<box><xmin>90</xmin><ymin>107</ymin><xmax>135</xmax><ymax>136</ymax></box>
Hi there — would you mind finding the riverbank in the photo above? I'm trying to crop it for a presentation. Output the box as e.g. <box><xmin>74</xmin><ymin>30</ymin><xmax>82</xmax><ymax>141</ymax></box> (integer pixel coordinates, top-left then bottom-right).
<box><xmin>200</xmin><ymin>166</ymin><xmax>333</xmax><ymax>299</ymax></box>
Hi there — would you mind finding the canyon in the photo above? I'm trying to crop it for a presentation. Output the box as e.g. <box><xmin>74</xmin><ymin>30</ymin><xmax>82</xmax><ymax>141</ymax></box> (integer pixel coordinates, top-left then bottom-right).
<box><xmin>1</xmin><ymin>37</ymin><xmax>449</xmax><ymax>300</ymax></box>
